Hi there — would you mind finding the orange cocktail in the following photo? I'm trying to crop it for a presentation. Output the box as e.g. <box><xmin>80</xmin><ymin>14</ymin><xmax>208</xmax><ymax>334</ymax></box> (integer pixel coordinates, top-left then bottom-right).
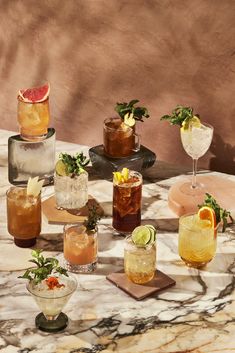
<box><xmin>64</xmin><ymin>224</ymin><xmax>97</xmax><ymax>273</ymax></box>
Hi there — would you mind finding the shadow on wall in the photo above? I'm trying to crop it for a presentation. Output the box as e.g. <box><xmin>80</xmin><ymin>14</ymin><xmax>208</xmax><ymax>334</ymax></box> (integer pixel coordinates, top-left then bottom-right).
<box><xmin>209</xmin><ymin>133</ymin><xmax>235</xmax><ymax>174</ymax></box>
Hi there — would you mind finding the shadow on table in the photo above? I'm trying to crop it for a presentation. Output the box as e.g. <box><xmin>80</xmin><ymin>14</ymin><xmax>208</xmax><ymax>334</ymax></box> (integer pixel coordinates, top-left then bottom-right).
<box><xmin>36</xmin><ymin>232</ymin><xmax>63</xmax><ymax>252</ymax></box>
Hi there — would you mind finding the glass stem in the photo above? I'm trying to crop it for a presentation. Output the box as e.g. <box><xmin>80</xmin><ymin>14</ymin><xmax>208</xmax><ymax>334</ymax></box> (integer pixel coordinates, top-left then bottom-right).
<box><xmin>192</xmin><ymin>159</ymin><xmax>198</xmax><ymax>189</ymax></box>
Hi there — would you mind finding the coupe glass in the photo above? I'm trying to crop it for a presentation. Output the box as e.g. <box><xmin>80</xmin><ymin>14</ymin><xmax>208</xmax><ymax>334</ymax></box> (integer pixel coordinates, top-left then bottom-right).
<box><xmin>180</xmin><ymin>122</ymin><xmax>213</xmax><ymax>195</ymax></box>
<box><xmin>27</xmin><ymin>274</ymin><xmax>77</xmax><ymax>332</ymax></box>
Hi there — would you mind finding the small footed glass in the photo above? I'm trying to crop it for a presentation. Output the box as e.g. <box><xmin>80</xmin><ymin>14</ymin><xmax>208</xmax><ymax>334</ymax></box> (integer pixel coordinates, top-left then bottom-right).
<box><xmin>124</xmin><ymin>235</ymin><xmax>156</xmax><ymax>284</ymax></box>
<box><xmin>64</xmin><ymin>223</ymin><xmax>98</xmax><ymax>273</ymax></box>
<box><xmin>27</xmin><ymin>275</ymin><xmax>77</xmax><ymax>332</ymax></box>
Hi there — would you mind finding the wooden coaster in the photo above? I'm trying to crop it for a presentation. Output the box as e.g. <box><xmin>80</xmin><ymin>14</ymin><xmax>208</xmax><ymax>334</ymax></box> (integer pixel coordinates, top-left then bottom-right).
<box><xmin>106</xmin><ymin>270</ymin><xmax>176</xmax><ymax>300</ymax></box>
<box><xmin>42</xmin><ymin>195</ymin><xmax>104</xmax><ymax>224</ymax></box>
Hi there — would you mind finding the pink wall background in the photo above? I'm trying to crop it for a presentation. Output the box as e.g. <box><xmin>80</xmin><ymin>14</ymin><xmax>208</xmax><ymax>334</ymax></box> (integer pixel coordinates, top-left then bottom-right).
<box><xmin>1</xmin><ymin>0</ymin><xmax>235</xmax><ymax>173</ymax></box>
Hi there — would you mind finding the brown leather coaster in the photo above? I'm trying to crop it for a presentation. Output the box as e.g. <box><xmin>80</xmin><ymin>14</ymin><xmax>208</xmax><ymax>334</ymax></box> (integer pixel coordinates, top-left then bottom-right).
<box><xmin>106</xmin><ymin>270</ymin><xmax>176</xmax><ymax>300</ymax></box>
<box><xmin>42</xmin><ymin>195</ymin><xmax>104</xmax><ymax>224</ymax></box>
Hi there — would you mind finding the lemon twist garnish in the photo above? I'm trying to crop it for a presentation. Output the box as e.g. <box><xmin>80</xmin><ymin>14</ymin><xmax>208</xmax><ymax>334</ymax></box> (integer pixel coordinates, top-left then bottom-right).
<box><xmin>181</xmin><ymin>116</ymin><xmax>201</xmax><ymax>132</ymax></box>
<box><xmin>124</xmin><ymin>112</ymin><xmax>136</xmax><ymax>127</ymax></box>
<box><xmin>113</xmin><ymin>168</ymin><xmax>130</xmax><ymax>184</ymax></box>
<box><xmin>27</xmin><ymin>176</ymin><xmax>44</xmax><ymax>197</ymax></box>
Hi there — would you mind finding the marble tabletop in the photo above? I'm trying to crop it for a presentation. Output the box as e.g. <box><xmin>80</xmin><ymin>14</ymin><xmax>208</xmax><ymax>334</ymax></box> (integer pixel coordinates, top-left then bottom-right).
<box><xmin>0</xmin><ymin>129</ymin><xmax>235</xmax><ymax>353</ymax></box>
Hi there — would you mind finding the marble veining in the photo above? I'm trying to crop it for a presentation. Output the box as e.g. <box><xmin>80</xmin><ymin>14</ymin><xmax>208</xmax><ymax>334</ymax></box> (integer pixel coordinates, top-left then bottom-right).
<box><xmin>0</xmin><ymin>130</ymin><xmax>235</xmax><ymax>353</ymax></box>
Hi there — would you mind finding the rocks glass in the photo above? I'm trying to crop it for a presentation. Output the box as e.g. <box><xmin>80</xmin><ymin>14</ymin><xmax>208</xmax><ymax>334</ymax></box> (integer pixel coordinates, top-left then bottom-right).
<box><xmin>178</xmin><ymin>213</ymin><xmax>219</xmax><ymax>268</ymax></box>
<box><xmin>64</xmin><ymin>223</ymin><xmax>98</xmax><ymax>273</ymax></box>
<box><xmin>6</xmin><ymin>186</ymin><xmax>41</xmax><ymax>247</ymax></box>
<box><xmin>17</xmin><ymin>96</ymin><xmax>50</xmax><ymax>141</ymax></box>
<box><xmin>103</xmin><ymin>117</ymin><xmax>140</xmax><ymax>158</ymax></box>
<box><xmin>112</xmin><ymin>171</ymin><xmax>142</xmax><ymax>233</ymax></box>
<box><xmin>27</xmin><ymin>274</ymin><xmax>77</xmax><ymax>332</ymax></box>
<box><xmin>54</xmin><ymin>171</ymin><xmax>88</xmax><ymax>210</ymax></box>
<box><xmin>124</xmin><ymin>235</ymin><xmax>156</xmax><ymax>284</ymax></box>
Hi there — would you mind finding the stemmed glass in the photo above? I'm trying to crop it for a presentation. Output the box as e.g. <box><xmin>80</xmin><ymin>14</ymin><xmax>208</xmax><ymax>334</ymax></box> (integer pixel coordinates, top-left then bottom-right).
<box><xmin>180</xmin><ymin>122</ymin><xmax>213</xmax><ymax>195</ymax></box>
<box><xmin>27</xmin><ymin>274</ymin><xmax>77</xmax><ymax>332</ymax></box>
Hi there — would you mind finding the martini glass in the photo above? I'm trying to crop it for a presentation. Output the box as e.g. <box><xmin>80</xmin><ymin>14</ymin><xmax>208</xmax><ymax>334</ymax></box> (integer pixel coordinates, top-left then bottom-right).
<box><xmin>27</xmin><ymin>274</ymin><xmax>77</xmax><ymax>332</ymax></box>
<box><xmin>180</xmin><ymin>122</ymin><xmax>213</xmax><ymax>195</ymax></box>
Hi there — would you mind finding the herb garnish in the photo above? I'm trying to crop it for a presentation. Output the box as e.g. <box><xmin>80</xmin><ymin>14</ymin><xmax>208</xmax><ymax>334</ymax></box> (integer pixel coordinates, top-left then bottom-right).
<box><xmin>18</xmin><ymin>250</ymin><xmax>68</xmax><ymax>284</ymax></box>
<box><xmin>160</xmin><ymin>105</ymin><xmax>199</xmax><ymax>127</ymax></box>
<box><xmin>115</xmin><ymin>99</ymin><xmax>149</xmax><ymax>122</ymax></box>
<box><xmin>198</xmin><ymin>193</ymin><xmax>234</xmax><ymax>232</ymax></box>
<box><xmin>59</xmin><ymin>152</ymin><xmax>89</xmax><ymax>176</ymax></box>
<box><xmin>84</xmin><ymin>205</ymin><xmax>101</xmax><ymax>232</ymax></box>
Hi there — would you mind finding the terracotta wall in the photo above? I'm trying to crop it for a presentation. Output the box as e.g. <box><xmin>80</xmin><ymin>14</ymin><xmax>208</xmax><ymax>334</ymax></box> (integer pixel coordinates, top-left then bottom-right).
<box><xmin>1</xmin><ymin>0</ymin><xmax>235</xmax><ymax>173</ymax></box>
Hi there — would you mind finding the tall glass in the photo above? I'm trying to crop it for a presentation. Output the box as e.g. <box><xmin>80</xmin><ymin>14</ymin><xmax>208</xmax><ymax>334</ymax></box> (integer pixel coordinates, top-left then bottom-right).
<box><xmin>54</xmin><ymin>171</ymin><xmax>88</xmax><ymax>210</ymax></box>
<box><xmin>124</xmin><ymin>235</ymin><xmax>156</xmax><ymax>284</ymax></box>
<box><xmin>17</xmin><ymin>96</ymin><xmax>50</xmax><ymax>141</ymax></box>
<box><xmin>103</xmin><ymin>117</ymin><xmax>140</xmax><ymax>158</ymax></box>
<box><xmin>180</xmin><ymin>122</ymin><xmax>213</xmax><ymax>194</ymax></box>
<box><xmin>6</xmin><ymin>186</ymin><xmax>41</xmax><ymax>247</ymax></box>
<box><xmin>27</xmin><ymin>274</ymin><xmax>77</xmax><ymax>332</ymax></box>
<box><xmin>178</xmin><ymin>213</ymin><xmax>219</xmax><ymax>268</ymax></box>
<box><xmin>112</xmin><ymin>171</ymin><xmax>142</xmax><ymax>233</ymax></box>
<box><xmin>64</xmin><ymin>223</ymin><xmax>98</xmax><ymax>273</ymax></box>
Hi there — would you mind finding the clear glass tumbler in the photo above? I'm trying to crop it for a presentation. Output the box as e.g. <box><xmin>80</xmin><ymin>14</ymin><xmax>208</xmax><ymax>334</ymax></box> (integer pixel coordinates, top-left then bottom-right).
<box><xmin>103</xmin><ymin>117</ymin><xmax>140</xmax><ymax>158</ymax></box>
<box><xmin>124</xmin><ymin>235</ymin><xmax>156</xmax><ymax>284</ymax></box>
<box><xmin>64</xmin><ymin>223</ymin><xmax>98</xmax><ymax>273</ymax></box>
<box><xmin>178</xmin><ymin>213</ymin><xmax>219</xmax><ymax>268</ymax></box>
<box><xmin>6</xmin><ymin>186</ymin><xmax>41</xmax><ymax>247</ymax></box>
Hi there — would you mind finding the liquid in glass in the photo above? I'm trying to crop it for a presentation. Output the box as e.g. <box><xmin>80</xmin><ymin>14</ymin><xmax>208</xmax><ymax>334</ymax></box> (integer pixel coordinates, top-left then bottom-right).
<box><xmin>112</xmin><ymin>171</ymin><xmax>142</xmax><ymax>233</ymax></box>
<box><xmin>64</xmin><ymin>224</ymin><xmax>98</xmax><ymax>273</ymax></box>
<box><xmin>124</xmin><ymin>235</ymin><xmax>156</xmax><ymax>284</ymax></box>
<box><xmin>7</xmin><ymin>187</ymin><xmax>41</xmax><ymax>247</ymax></box>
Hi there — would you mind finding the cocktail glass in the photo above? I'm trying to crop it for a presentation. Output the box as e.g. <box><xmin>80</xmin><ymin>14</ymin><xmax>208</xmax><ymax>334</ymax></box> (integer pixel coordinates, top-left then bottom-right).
<box><xmin>54</xmin><ymin>171</ymin><xmax>88</xmax><ymax>210</ymax></box>
<box><xmin>124</xmin><ymin>235</ymin><xmax>156</xmax><ymax>284</ymax></box>
<box><xmin>17</xmin><ymin>96</ymin><xmax>50</xmax><ymax>141</ymax></box>
<box><xmin>178</xmin><ymin>213</ymin><xmax>219</xmax><ymax>268</ymax></box>
<box><xmin>103</xmin><ymin>117</ymin><xmax>140</xmax><ymax>158</ymax></box>
<box><xmin>180</xmin><ymin>122</ymin><xmax>213</xmax><ymax>195</ymax></box>
<box><xmin>64</xmin><ymin>223</ymin><xmax>98</xmax><ymax>273</ymax></box>
<box><xmin>27</xmin><ymin>275</ymin><xmax>77</xmax><ymax>332</ymax></box>
<box><xmin>112</xmin><ymin>171</ymin><xmax>142</xmax><ymax>233</ymax></box>
<box><xmin>6</xmin><ymin>186</ymin><xmax>41</xmax><ymax>247</ymax></box>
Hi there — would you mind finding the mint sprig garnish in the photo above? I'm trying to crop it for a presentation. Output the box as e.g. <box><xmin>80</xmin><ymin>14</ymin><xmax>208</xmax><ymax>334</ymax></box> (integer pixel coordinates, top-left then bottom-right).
<box><xmin>160</xmin><ymin>105</ymin><xmax>199</xmax><ymax>127</ymax></box>
<box><xmin>115</xmin><ymin>99</ymin><xmax>149</xmax><ymax>122</ymax></box>
<box><xmin>198</xmin><ymin>193</ymin><xmax>234</xmax><ymax>232</ymax></box>
<box><xmin>18</xmin><ymin>250</ymin><xmax>68</xmax><ymax>284</ymax></box>
<box><xmin>59</xmin><ymin>152</ymin><xmax>89</xmax><ymax>176</ymax></box>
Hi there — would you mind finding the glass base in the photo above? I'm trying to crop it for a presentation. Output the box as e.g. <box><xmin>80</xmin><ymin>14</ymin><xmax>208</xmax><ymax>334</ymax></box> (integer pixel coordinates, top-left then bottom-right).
<box><xmin>35</xmin><ymin>312</ymin><xmax>68</xmax><ymax>332</ymax></box>
<box><xmin>89</xmin><ymin>144</ymin><xmax>156</xmax><ymax>179</ymax></box>
<box><xmin>179</xmin><ymin>181</ymin><xmax>206</xmax><ymax>196</ymax></box>
<box><xmin>8</xmin><ymin>128</ymin><xmax>55</xmax><ymax>187</ymax></box>
<box><xmin>20</xmin><ymin>132</ymin><xmax>48</xmax><ymax>142</ymax></box>
<box><xmin>14</xmin><ymin>237</ymin><xmax>36</xmax><ymax>248</ymax></box>
<box><xmin>181</xmin><ymin>256</ymin><xmax>212</xmax><ymax>269</ymax></box>
<box><xmin>65</xmin><ymin>260</ymin><xmax>97</xmax><ymax>273</ymax></box>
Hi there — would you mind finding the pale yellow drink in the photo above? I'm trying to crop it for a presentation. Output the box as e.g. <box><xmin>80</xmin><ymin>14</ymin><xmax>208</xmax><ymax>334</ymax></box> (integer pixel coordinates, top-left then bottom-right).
<box><xmin>179</xmin><ymin>214</ymin><xmax>218</xmax><ymax>268</ymax></box>
<box><xmin>124</xmin><ymin>235</ymin><xmax>156</xmax><ymax>284</ymax></box>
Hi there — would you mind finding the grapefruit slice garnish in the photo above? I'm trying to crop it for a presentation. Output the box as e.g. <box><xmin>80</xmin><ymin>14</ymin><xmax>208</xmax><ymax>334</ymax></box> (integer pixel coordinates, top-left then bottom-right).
<box><xmin>18</xmin><ymin>83</ymin><xmax>50</xmax><ymax>103</ymax></box>
<box><xmin>198</xmin><ymin>206</ymin><xmax>216</xmax><ymax>234</ymax></box>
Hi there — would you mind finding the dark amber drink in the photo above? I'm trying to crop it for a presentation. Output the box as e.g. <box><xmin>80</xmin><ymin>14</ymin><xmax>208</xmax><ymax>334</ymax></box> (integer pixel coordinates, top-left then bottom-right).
<box><xmin>7</xmin><ymin>187</ymin><xmax>41</xmax><ymax>247</ymax></box>
<box><xmin>112</xmin><ymin>171</ymin><xmax>142</xmax><ymax>233</ymax></box>
<box><xmin>103</xmin><ymin>117</ymin><xmax>139</xmax><ymax>158</ymax></box>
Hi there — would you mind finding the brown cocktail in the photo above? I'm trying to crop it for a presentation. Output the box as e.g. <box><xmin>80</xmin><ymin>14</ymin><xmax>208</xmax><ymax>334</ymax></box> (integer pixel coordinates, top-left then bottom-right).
<box><xmin>112</xmin><ymin>169</ymin><xmax>142</xmax><ymax>233</ymax></box>
<box><xmin>103</xmin><ymin>117</ymin><xmax>139</xmax><ymax>158</ymax></box>
<box><xmin>7</xmin><ymin>186</ymin><xmax>41</xmax><ymax>247</ymax></box>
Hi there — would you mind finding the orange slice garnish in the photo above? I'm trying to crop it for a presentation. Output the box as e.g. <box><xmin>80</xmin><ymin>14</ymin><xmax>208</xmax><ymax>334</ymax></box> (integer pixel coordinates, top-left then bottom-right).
<box><xmin>198</xmin><ymin>206</ymin><xmax>216</xmax><ymax>236</ymax></box>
